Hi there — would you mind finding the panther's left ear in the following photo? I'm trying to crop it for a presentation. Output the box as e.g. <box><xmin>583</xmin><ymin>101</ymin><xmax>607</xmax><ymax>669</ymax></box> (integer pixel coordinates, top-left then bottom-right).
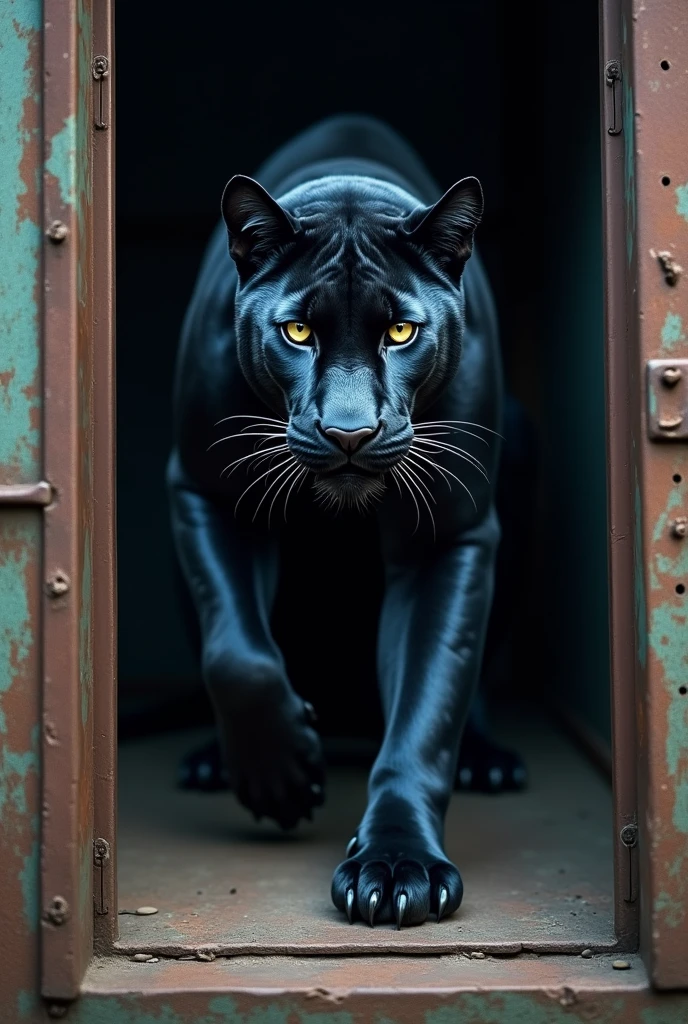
<box><xmin>221</xmin><ymin>175</ymin><xmax>297</xmax><ymax>274</ymax></box>
<box><xmin>404</xmin><ymin>177</ymin><xmax>483</xmax><ymax>270</ymax></box>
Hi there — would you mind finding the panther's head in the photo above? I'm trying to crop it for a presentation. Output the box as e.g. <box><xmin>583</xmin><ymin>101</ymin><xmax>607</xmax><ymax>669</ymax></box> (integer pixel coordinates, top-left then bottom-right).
<box><xmin>222</xmin><ymin>173</ymin><xmax>482</xmax><ymax>510</ymax></box>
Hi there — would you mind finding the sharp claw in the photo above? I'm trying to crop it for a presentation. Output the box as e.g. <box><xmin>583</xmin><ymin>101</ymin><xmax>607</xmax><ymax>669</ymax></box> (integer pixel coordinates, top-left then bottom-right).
<box><xmin>345</xmin><ymin>887</ymin><xmax>355</xmax><ymax>924</ymax></box>
<box><xmin>345</xmin><ymin>835</ymin><xmax>358</xmax><ymax>857</ymax></box>
<box><xmin>368</xmin><ymin>890</ymin><xmax>380</xmax><ymax>927</ymax></box>
<box><xmin>437</xmin><ymin>884</ymin><xmax>448</xmax><ymax>923</ymax></box>
<box><xmin>395</xmin><ymin>892</ymin><xmax>408</xmax><ymax>930</ymax></box>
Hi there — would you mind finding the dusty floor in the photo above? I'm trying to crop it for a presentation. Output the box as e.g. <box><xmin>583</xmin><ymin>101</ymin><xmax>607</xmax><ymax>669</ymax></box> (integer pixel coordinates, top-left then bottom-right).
<box><xmin>116</xmin><ymin>715</ymin><xmax>614</xmax><ymax>955</ymax></box>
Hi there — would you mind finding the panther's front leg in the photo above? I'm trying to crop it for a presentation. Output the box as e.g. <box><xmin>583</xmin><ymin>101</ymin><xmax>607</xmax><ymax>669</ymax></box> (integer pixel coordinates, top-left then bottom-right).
<box><xmin>331</xmin><ymin>512</ymin><xmax>499</xmax><ymax>926</ymax></box>
<box><xmin>168</xmin><ymin>453</ymin><xmax>325</xmax><ymax>829</ymax></box>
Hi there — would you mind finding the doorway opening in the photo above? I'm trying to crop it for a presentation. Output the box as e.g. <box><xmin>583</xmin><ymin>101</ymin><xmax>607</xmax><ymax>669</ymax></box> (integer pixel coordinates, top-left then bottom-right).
<box><xmin>114</xmin><ymin>0</ymin><xmax>620</xmax><ymax>954</ymax></box>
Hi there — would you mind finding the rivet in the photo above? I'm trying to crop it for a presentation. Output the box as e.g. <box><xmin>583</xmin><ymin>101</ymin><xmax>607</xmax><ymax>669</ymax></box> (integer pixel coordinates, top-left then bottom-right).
<box><xmin>47</xmin><ymin>220</ymin><xmax>68</xmax><ymax>243</ymax></box>
<box><xmin>671</xmin><ymin>517</ymin><xmax>687</xmax><ymax>539</ymax></box>
<box><xmin>45</xmin><ymin>895</ymin><xmax>70</xmax><ymax>926</ymax></box>
<box><xmin>661</xmin><ymin>366</ymin><xmax>682</xmax><ymax>387</ymax></box>
<box><xmin>46</xmin><ymin>571</ymin><xmax>70</xmax><ymax>597</ymax></box>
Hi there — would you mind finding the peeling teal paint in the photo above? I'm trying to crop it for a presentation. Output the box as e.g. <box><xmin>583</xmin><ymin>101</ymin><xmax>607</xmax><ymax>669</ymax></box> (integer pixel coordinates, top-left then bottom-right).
<box><xmin>649</xmin><ymin>475</ymin><xmax>688</xmax><ymax>930</ymax></box>
<box><xmin>0</xmin><ymin>540</ymin><xmax>31</xmax><ymax>706</ymax></box>
<box><xmin>660</xmin><ymin>312</ymin><xmax>686</xmax><ymax>351</ymax></box>
<box><xmin>676</xmin><ymin>182</ymin><xmax>688</xmax><ymax>224</ymax></box>
<box><xmin>45</xmin><ymin>114</ymin><xmax>77</xmax><ymax>208</ymax></box>
<box><xmin>0</xmin><ymin>3</ymin><xmax>41</xmax><ymax>483</ymax></box>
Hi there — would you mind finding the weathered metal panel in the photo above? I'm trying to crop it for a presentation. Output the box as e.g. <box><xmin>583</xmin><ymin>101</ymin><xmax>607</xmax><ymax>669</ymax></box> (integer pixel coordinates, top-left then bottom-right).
<box><xmin>41</xmin><ymin>0</ymin><xmax>96</xmax><ymax>999</ymax></box>
<box><xmin>599</xmin><ymin>0</ymin><xmax>640</xmax><ymax>948</ymax></box>
<box><xmin>0</xmin><ymin>3</ymin><xmax>44</xmax><ymax>1022</ymax></box>
<box><xmin>0</xmin><ymin>0</ymin><xmax>42</xmax><ymax>489</ymax></box>
<box><xmin>91</xmin><ymin>0</ymin><xmax>118</xmax><ymax>958</ymax></box>
<box><xmin>74</xmin><ymin>954</ymin><xmax>688</xmax><ymax>1024</ymax></box>
<box><xmin>628</xmin><ymin>0</ymin><xmax>688</xmax><ymax>992</ymax></box>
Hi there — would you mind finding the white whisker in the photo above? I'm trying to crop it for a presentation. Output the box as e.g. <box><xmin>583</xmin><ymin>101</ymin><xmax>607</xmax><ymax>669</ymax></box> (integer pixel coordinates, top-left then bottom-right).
<box><xmin>208</xmin><ymin>430</ymin><xmax>287</xmax><ymax>452</ymax></box>
<box><xmin>397</xmin><ymin>461</ymin><xmax>436</xmax><ymax>541</ymax></box>
<box><xmin>392</xmin><ymin>466</ymin><xmax>420</xmax><ymax>534</ymax></box>
<box><xmin>251</xmin><ymin>458</ymin><xmax>297</xmax><ymax>523</ymax></box>
<box><xmin>234</xmin><ymin>455</ymin><xmax>294</xmax><ymax>516</ymax></box>
<box><xmin>215</xmin><ymin>413</ymin><xmax>287</xmax><ymax>427</ymax></box>
<box><xmin>267</xmin><ymin>461</ymin><xmax>303</xmax><ymax>528</ymax></box>
<box><xmin>284</xmin><ymin>467</ymin><xmax>309</xmax><ymax>522</ymax></box>
<box><xmin>409</xmin><ymin>446</ymin><xmax>477</xmax><ymax>509</ymax></box>
<box><xmin>412</xmin><ymin>437</ymin><xmax>489</xmax><ymax>480</ymax></box>
<box><xmin>221</xmin><ymin>443</ymin><xmax>289</xmax><ymax>479</ymax></box>
<box><xmin>405</xmin><ymin>448</ymin><xmax>454</xmax><ymax>492</ymax></box>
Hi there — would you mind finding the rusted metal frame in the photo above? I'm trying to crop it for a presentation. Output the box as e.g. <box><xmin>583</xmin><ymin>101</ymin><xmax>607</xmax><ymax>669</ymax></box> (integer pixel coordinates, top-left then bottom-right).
<box><xmin>599</xmin><ymin>0</ymin><xmax>640</xmax><ymax>949</ymax></box>
<box><xmin>90</xmin><ymin>0</ymin><xmax>118</xmax><ymax>956</ymax></box>
<box><xmin>629</xmin><ymin>0</ymin><xmax>688</xmax><ymax>991</ymax></box>
<box><xmin>42</xmin><ymin>0</ymin><xmax>96</xmax><ymax>1000</ymax></box>
<box><xmin>0</xmin><ymin>482</ymin><xmax>53</xmax><ymax>506</ymax></box>
<box><xmin>74</xmin><ymin>954</ymin><xmax>687</xmax><ymax>1023</ymax></box>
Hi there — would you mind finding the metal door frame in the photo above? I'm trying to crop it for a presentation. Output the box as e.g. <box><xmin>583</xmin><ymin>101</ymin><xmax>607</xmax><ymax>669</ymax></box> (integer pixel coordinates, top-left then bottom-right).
<box><xmin>29</xmin><ymin>0</ymin><xmax>688</xmax><ymax>1004</ymax></box>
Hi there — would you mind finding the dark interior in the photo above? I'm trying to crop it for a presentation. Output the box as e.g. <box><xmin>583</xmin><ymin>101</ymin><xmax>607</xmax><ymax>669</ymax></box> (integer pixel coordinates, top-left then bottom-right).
<box><xmin>115</xmin><ymin>0</ymin><xmax>613</xmax><ymax>947</ymax></box>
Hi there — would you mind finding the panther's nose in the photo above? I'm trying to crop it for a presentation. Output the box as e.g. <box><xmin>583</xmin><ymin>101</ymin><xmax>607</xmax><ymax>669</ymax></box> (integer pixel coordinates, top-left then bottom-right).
<box><xmin>323</xmin><ymin>425</ymin><xmax>378</xmax><ymax>453</ymax></box>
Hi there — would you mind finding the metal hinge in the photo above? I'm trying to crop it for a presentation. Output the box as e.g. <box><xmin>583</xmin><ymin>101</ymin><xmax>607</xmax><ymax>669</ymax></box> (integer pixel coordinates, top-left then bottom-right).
<box><xmin>605</xmin><ymin>60</ymin><xmax>623</xmax><ymax>136</ymax></box>
<box><xmin>93</xmin><ymin>838</ymin><xmax>110</xmax><ymax>916</ymax></box>
<box><xmin>647</xmin><ymin>360</ymin><xmax>688</xmax><ymax>440</ymax></box>
<box><xmin>92</xmin><ymin>55</ymin><xmax>109</xmax><ymax>131</ymax></box>
<box><xmin>620</xmin><ymin>823</ymin><xmax>638</xmax><ymax>903</ymax></box>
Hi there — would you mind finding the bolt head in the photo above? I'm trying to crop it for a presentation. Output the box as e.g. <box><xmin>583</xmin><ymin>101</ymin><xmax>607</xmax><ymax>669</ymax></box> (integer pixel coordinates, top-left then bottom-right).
<box><xmin>47</xmin><ymin>220</ymin><xmax>68</xmax><ymax>243</ymax></box>
<box><xmin>672</xmin><ymin>517</ymin><xmax>687</xmax><ymax>539</ymax></box>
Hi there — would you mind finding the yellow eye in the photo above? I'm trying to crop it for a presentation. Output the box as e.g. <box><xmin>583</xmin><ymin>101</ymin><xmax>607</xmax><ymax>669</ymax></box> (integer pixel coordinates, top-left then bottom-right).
<box><xmin>386</xmin><ymin>322</ymin><xmax>416</xmax><ymax>344</ymax></box>
<box><xmin>283</xmin><ymin>322</ymin><xmax>312</xmax><ymax>344</ymax></box>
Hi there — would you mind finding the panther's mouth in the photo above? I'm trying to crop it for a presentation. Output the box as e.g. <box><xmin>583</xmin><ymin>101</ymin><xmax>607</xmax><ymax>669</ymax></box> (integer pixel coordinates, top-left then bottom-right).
<box><xmin>319</xmin><ymin>463</ymin><xmax>379</xmax><ymax>478</ymax></box>
<box><xmin>312</xmin><ymin>465</ymin><xmax>387</xmax><ymax>511</ymax></box>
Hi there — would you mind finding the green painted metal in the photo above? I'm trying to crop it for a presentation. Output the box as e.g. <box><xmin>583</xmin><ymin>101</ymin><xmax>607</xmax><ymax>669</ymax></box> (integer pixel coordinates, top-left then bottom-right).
<box><xmin>0</xmin><ymin>0</ymin><xmax>42</xmax><ymax>485</ymax></box>
<box><xmin>0</xmin><ymin>1</ymin><xmax>43</xmax><ymax>1022</ymax></box>
<box><xmin>58</xmin><ymin>989</ymin><xmax>688</xmax><ymax>1024</ymax></box>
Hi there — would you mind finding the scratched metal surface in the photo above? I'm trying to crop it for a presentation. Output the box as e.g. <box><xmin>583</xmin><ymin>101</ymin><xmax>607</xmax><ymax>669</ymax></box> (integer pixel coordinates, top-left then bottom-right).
<box><xmin>116</xmin><ymin>718</ymin><xmax>616</xmax><ymax>956</ymax></box>
<box><xmin>627</xmin><ymin>0</ymin><xmax>688</xmax><ymax>991</ymax></box>
<box><xmin>0</xmin><ymin>3</ymin><xmax>44</xmax><ymax>1023</ymax></box>
<box><xmin>41</xmin><ymin>0</ymin><xmax>97</xmax><ymax>1000</ymax></box>
<box><xmin>76</xmin><ymin>952</ymin><xmax>688</xmax><ymax>1023</ymax></box>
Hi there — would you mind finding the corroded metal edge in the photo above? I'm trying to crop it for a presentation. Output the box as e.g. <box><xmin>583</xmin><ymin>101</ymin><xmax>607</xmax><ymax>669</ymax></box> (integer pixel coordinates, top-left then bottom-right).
<box><xmin>0</xmin><ymin>3</ymin><xmax>45</xmax><ymax>1023</ymax></box>
<box><xmin>599</xmin><ymin>0</ymin><xmax>640</xmax><ymax>949</ymax></box>
<box><xmin>631</xmin><ymin>0</ymin><xmax>688</xmax><ymax>991</ymax></box>
<box><xmin>0</xmin><ymin>482</ymin><xmax>53</xmax><ymax>505</ymax></box>
<box><xmin>41</xmin><ymin>0</ymin><xmax>96</xmax><ymax>1000</ymax></box>
<box><xmin>91</xmin><ymin>0</ymin><xmax>118</xmax><ymax>957</ymax></box>
<box><xmin>71</xmin><ymin>953</ymin><xmax>688</xmax><ymax>1024</ymax></box>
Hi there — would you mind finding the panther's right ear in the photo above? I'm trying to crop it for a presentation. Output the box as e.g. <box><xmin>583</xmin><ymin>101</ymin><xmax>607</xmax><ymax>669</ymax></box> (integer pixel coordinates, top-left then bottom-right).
<box><xmin>221</xmin><ymin>175</ymin><xmax>297</xmax><ymax>273</ymax></box>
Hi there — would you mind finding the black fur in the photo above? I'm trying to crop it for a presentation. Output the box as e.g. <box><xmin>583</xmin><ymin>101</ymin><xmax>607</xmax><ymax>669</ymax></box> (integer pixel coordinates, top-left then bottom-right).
<box><xmin>168</xmin><ymin>115</ymin><xmax>523</xmax><ymax>926</ymax></box>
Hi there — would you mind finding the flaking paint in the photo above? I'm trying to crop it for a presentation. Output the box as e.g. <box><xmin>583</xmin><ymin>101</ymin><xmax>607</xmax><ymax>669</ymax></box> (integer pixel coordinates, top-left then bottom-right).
<box><xmin>676</xmin><ymin>182</ymin><xmax>688</xmax><ymax>224</ymax></box>
<box><xmin>64</xmin><ymin>990</ymin><xmax>688</xmax><ymax>1024</ymax></box>
<box><xmin>0</xmin><ymin>2</ymin><xmax>41</xmax><ymax>484</ymax></box>
<box><xmin>648</xmin><ymin>470</ymin><xmax>688</xmax><ymax>933</ymax></box>
<box><xmin>660</xmin><ymin>313</ymin><xmax>685</xmax><ymax>352</ymax></box>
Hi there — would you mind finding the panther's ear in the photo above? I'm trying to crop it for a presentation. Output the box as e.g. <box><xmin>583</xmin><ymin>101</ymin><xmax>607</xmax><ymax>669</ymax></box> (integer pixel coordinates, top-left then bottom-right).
<box><xmin>221</xmin><ymin>175</ymin><xmax>297</xmax><ymax>272</ymax></box>
<box><xmin>405</xmin><ymin>177</ymin><xmax>483</xmax><ymax>270</ymax></box>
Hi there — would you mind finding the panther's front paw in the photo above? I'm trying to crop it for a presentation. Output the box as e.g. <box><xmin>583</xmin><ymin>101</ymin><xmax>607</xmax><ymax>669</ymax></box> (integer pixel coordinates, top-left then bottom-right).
<box><xmin>179</xmin><ymin>697</ymin><xmax>325</xmax><ymax>831</ymax></box>
<box><xmin>331</xmin><ymin>835</ymin><xmax>463</xmax><ymax>928</ymax></box>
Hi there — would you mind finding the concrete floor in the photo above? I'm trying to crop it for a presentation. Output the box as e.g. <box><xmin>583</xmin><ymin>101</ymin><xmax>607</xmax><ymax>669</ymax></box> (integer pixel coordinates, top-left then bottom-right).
<box><xmin>116</xmin><ymin>716</ymin><xmax>615</xmax><ymax>956</ymax></box>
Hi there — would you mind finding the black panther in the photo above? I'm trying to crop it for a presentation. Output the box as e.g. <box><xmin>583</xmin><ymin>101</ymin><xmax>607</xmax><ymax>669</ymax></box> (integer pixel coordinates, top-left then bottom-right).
<box><xmin>168</xmin><ymin>115</ymin><xmax>530</xmax><ymax>927</ymax></box>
